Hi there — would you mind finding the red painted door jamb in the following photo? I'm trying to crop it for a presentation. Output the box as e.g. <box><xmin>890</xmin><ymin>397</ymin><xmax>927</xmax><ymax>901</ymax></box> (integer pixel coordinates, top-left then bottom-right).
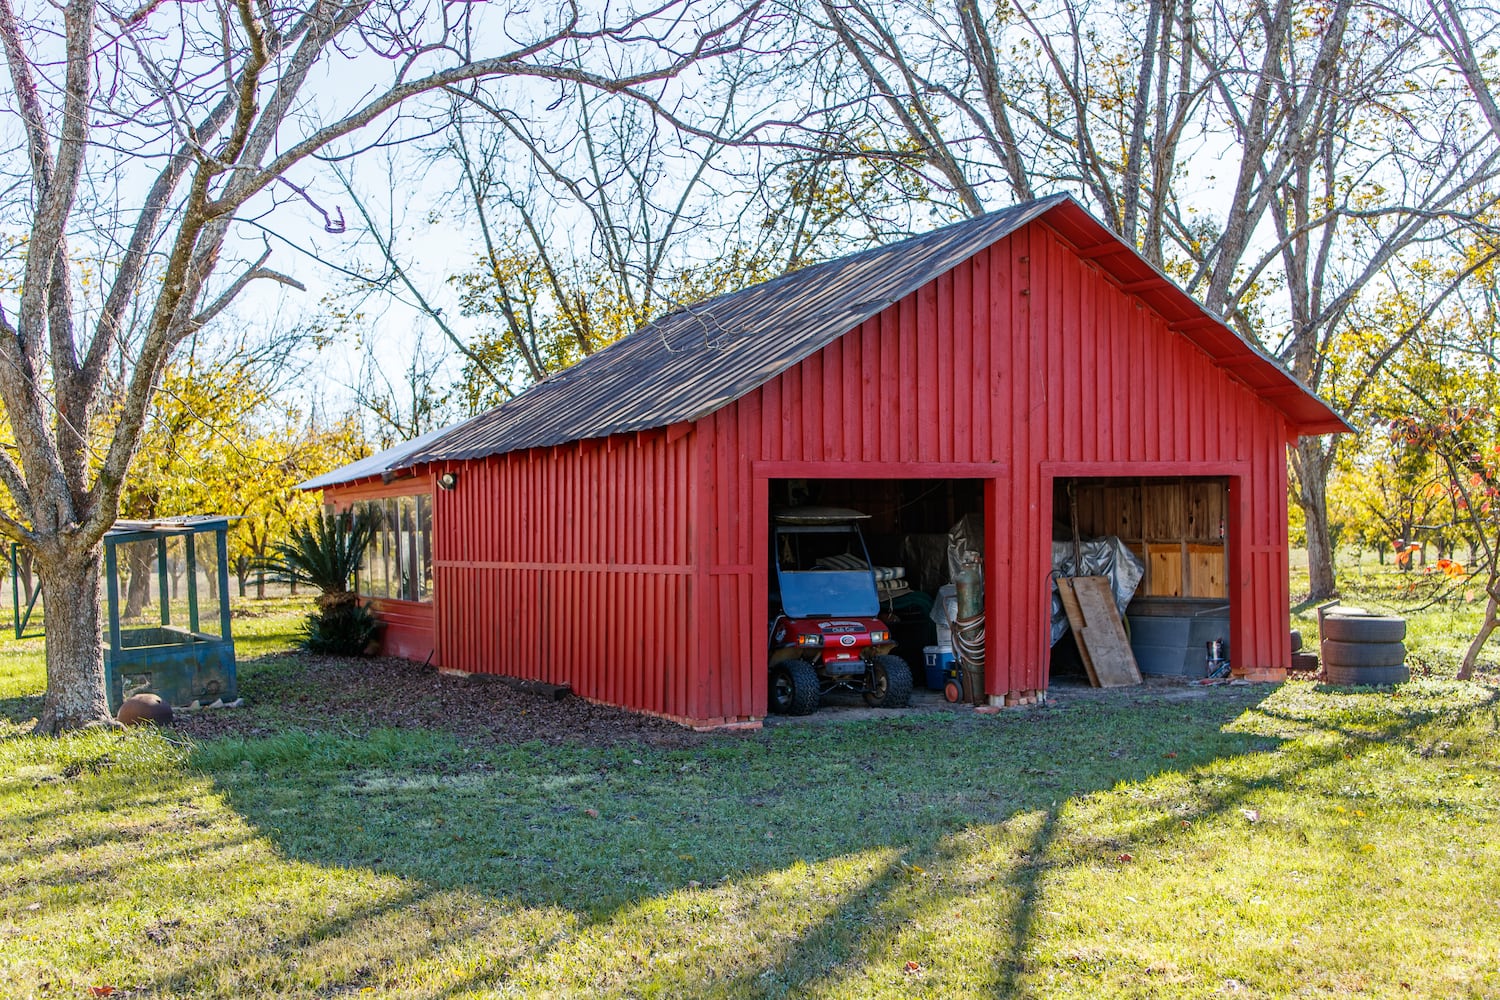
<box><xmin>982</xmin><ymin>475</ymin><xmax>1012</xmax><ymax>700</ymax></box>
<box><xmin>751</xmin><ymin>475</ymin><xmax>770</xmax><ymax>718</ymax></box>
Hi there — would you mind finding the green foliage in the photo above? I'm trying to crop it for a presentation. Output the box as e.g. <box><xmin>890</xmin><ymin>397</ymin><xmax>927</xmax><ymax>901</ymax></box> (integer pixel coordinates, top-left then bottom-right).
<box><xmin>224</xmin><ymin>414</ymin><xmax>366</xmax><ymax>595</ymax></box>
<box><xmin>261</xmin><ymin>510</ymin><xmax>375</xmax><ymax>602</ymax></box>
<box><xmin>300</xmin><ymin>601</ymin><xmax>381</xmax><ymax>656</ymax></box>
<box><xmin>1319</xmin><ymin>224</ymin><xmax>1500</xmax><ymax>578</ymax></box>
<box><xmin>114</xmin><ymin>336</ymin><xmax>367</xmax><ymax>598</ymax></box>
<box><xmin>1327</xmin><ymin>431</ymin><xmax>1456</xmax><ymax>561</ymax></box>
<box><xmin>449</xmin><ymin>247</ymin><xmax>632</xmax><ymax>403</ymax></box>
<box><xmin>261</xmin><ymin>510</ymin><xmax>379</xmax><ymax>656</ymax></box>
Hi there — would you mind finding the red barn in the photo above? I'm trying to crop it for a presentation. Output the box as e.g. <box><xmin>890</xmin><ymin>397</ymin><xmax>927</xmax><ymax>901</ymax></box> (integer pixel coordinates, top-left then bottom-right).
<box><xmin>304</xmin><ymin>195</ymin><xmax>1347</xmax><ymax>728</ymax></box>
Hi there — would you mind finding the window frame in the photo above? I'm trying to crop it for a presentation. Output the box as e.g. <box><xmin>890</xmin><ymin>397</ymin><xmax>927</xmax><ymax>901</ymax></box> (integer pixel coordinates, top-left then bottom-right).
<box><xmin>354</xmin><ymin>493</ymin><xmax>433</xmax><ymax>604</ymax></box>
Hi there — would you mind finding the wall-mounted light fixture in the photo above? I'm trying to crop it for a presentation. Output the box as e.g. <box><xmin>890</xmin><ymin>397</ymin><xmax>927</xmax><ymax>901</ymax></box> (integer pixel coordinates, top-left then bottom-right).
<box><xmin>437</xmin><ymin>471</ymin><xmax>458</xmax><ymax>491</ymax></box>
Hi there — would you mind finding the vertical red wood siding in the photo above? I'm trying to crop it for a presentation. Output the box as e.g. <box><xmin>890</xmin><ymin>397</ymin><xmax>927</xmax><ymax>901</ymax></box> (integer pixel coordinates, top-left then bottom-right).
<box><xmin>332</xmin><ymin>217</ymin><xmax>1298</xmax><ymax>726</ymax></box>
<box><xmin>427</xmin><ymin>430</ymin><xmax>710</xmax><ymax>724</ymax></box>
<box><xmin>362</xmin><ymin>597</ymin><xmax>436</xmax><ymax>663</ymax></box>
<box><xmin>695</xmin><ymin>219</ymin><xmax>1293</xmax><ymax>715</ymax></box>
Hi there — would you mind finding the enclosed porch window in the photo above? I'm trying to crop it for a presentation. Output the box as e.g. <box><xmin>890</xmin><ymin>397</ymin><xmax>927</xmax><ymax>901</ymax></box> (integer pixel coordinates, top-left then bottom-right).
<box><xmin>357</xmin><ymin>494</ymin><xmax>433</xmax><ymax>603</ymax></box>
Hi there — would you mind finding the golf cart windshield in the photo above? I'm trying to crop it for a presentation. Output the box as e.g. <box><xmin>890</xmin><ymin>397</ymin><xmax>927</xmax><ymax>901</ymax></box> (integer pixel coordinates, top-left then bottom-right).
<box><xmin>778</xmin><ymin>570</ymin><xmax>880</xmax><ymax>617</ymax></box>
<box><xmin>773</xmin><ymin>518</ymin><xmax>880</xmax><ymax>617</ymax></box>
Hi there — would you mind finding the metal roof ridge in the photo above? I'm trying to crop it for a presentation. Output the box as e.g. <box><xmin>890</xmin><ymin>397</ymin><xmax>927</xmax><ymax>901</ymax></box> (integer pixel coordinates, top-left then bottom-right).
<box><xmin>307</xmin><ymin>192</ymin><xmax>1347</xmax><ymax>486</ymax></box>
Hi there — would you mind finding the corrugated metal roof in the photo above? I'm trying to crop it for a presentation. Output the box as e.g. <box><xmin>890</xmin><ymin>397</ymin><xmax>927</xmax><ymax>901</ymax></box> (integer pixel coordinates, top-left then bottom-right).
<box><xmin>107</xmin><ymin>515</ymin><xmax>233</xmax><ymax>536</ymax></box>
<box><xmin>409</xmin><ymin>195</ymin><xmax>1073</xmax><ymax>465</ymax></box>
<box><xmin>296</xmin><ymin>421</ymin><xmax>458</xmax><ymax>491</ymax></box>
<box><xmin>305</xmin><ymin>194</ymin><xmax>1344</xmax><ymax>488</ymax></box>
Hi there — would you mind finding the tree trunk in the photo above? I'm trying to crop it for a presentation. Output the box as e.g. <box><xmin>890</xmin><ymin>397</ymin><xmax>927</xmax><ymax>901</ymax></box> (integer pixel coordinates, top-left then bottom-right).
<box><xmin>1458</xmin><ymin>587</ymin><xmax>1498</xmax><ymax>681</ymax></box>
<box><xmin>123</xmin><ymin>544</ymin><xmax>154</xmax><ymax>619</ymax></box>
<box><xmin>1295</xmin><ymin>438</ymin><xmax>1339</xmax><ymax>600</ymax></box>
<box><xmin>37</xmin><ymin>545</ymin><xmax>115</xmax><ymax>733</ymax></box>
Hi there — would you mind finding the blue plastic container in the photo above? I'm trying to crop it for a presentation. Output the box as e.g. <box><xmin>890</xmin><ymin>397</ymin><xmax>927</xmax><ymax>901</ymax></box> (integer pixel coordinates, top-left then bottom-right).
<box><xmin>923</xmin><ymin>645</ymin><xmax>957</xmax><ymax>690</ymax></box>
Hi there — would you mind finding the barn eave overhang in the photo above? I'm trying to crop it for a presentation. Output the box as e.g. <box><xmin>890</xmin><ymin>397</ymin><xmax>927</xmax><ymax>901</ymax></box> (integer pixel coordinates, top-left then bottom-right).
<box><xmin>1034</xmin><ymin>199</ymin><xmax>1351</xmax><ymax>439</ymax></box>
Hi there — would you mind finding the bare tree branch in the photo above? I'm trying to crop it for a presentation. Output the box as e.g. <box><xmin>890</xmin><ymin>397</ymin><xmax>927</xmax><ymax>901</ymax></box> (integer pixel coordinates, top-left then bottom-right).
<box><xmin>335</xmin><ymin>163</ymin><xmax>512</xmax><ymax>392</ymax></box>
<box><xmin>0</xmin><ymin>0</ymin><xmax>769</xmax><ymax>728</ymax></box>
<box><xmin>192</xmin><ymin>248</ymin><xmax>308</xmax><ymax>329</ymax></box>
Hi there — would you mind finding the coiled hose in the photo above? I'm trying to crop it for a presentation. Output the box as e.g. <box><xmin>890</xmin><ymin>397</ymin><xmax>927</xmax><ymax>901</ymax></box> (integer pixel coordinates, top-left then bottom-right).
<box><xmin>953</xmin><ymin>611</ymin><xmax>986</xmax><ymax>669</ymax></box>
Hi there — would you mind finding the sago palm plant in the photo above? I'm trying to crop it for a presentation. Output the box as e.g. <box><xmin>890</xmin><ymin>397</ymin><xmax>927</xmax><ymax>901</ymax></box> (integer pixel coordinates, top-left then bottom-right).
<box><xmin>263</xmin><ymin>509</ymin><xmax>381</xmax><ymax>655</ymax></box>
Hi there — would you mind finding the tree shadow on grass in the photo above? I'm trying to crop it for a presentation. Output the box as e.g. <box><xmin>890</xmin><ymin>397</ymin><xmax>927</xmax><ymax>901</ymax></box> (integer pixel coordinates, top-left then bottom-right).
<box><xmin>1290</xmin><ymin>595</ymin><xmax>1325</xmax><ymax>616</ymax></box>
<box><xmin>145</xmin><ymin>689</ymin><xmax>1321</xmax><ymax>995</ymax></box>
<box><xmin>1254</xmin><ymin>683</ymin><xmax>1498</xmax><ymax>743</ymax></box>
<box><xmin>0</xmin><ymin>693</ymin><xmax>42</xmax><ymax>727</ymax></box>
<box><xmin>15</xmin><ymin>678</ymin><xmax>1471</xmax><ymax>997</ymax></box>
<box><xmin>762</xmin><ymin>686</ymin><xmax>1474</xmax><ymax>998</ymax></box>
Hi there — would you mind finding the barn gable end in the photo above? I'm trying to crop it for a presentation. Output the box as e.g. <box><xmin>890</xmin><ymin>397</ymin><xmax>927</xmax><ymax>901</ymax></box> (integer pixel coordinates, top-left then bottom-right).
<box><xmin>687</xmin><ymin>217</ymin><xmax>1300</xmax><ymax>717</ymax></box>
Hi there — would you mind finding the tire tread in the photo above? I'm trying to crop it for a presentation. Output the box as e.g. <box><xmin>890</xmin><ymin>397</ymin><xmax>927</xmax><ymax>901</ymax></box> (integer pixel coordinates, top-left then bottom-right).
<box><xmin>1321</xmin><ymin>638</ymin><xmax>1406</xmax><ymax>668</ymax></box>
<box><xmin>1321</xmin><ymin>614</ymin><xmax>1406</xmax><ymax>643</ymax></box>
<box><xmin>770</xmin><ymin>659</ymin><xmax>821</xmax><ymax>715</ymax></box>
<box><xmin>864</xmin><ymin>654</ymin><xmax>913</xmax><ymax>708</ymax></box>
<box><xmin>1324</xmin><ymin>663</ymin><xmax>1410</xmax><ymax>686</ymax></box>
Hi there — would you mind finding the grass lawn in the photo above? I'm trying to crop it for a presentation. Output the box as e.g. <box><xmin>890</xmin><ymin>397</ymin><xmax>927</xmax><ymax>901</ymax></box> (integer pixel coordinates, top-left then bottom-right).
<box><xmin>2</xmin><ymin>590</ymin><xmax>1499</xmax><ymax>998</ymax></box>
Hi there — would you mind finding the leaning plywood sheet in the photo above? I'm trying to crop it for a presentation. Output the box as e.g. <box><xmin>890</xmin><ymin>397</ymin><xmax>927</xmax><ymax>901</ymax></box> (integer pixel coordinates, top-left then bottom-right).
<box><xmin>1055</xmin><ymin>579</ymin><xmax>1100</xmax><ymax>686</ymax></box>
<box><xmin>1057</xmin><ymin>576</ymin><xmax>1143</xmax><ymax>687</ymax></box>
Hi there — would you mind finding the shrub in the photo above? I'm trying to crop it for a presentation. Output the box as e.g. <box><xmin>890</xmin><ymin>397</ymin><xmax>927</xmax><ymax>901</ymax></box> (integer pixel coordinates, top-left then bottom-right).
<box><xmin>261</xmin><ymin>510</ymin><xmax>380</xmax><ymax>656</ymax></box>
<box><xmin>301</xmin><ymin>601</ymin><xmax>382</xmax><ymax>656</ymax></box>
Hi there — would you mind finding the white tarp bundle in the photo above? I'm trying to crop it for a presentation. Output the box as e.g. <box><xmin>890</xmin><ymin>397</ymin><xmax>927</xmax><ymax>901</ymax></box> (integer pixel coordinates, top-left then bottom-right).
<box><xmin>1049</xmin><ymin>537</ymin><xmax>1145</xmax><ymax>645</ymax></box>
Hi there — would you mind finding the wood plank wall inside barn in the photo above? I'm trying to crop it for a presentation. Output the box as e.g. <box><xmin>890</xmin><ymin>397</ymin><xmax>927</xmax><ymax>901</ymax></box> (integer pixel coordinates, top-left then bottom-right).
<box><xmin>430</xmin><ymin>432</ymin><xmax>711</xmax><ymax>723</ymax></box>
<box><xmin>1068</xmin><ymin>479</ymin><xmax>1230</xmax><ymax>600</ymax></box>
<box><xmin>699</xmin><ymin>218</ymin><xmax>1292</xmax><ymax>712</ymax></box>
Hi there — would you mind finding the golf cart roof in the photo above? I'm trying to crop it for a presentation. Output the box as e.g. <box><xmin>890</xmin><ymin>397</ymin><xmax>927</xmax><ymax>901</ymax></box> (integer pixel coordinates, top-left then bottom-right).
<box><xmin>772</xmin><ymin>507</ymin><xmax>872</xmax><ymax>526</ymax></box>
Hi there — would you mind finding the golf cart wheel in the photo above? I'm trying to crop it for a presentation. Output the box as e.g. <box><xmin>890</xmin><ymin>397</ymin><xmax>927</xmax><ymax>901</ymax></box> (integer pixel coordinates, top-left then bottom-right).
<box><xmin>864</xmin><ymin>654</ymin><xmax>913</xmax><ymax>708</ymax></box>
<box><xmin>769</xmin><ymin>659</ymin><xmax>821</xmax><ymax>715</ymax></box>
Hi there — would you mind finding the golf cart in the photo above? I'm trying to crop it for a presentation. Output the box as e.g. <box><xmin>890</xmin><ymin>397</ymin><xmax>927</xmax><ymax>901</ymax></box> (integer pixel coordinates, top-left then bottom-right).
<box><xmin>768</xmin><ymin>507</ymin><xmax>914</xmax><ymax>715</ymax></box>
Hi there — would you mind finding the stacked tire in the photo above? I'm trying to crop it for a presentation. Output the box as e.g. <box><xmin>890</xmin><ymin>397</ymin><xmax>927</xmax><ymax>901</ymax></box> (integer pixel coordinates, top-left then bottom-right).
<box><xmin>1320</xmin><ymin>608</ymin><xmax>1408</xmax><ymax>686</ymax></box>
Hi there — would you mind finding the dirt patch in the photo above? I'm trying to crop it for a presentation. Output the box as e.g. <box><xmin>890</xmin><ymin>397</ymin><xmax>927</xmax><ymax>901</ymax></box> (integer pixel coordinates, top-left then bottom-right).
<box><xmin>173</xmin><ymin>653</ymin><xmax>713</xmax><ymax>749</ymax></box>
<box><xmin>761</xmin><ymin>686</ymin><xmax>971</xmax><ymax>726</ymax></box>
<box><xmin>170</xmin><ymin>652</ymin><xmax>1268</xmax><ymax>747</ymax></box>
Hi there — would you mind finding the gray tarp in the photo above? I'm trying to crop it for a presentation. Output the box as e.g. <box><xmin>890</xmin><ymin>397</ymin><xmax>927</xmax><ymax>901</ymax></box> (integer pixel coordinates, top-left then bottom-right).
<box><xmin>946</xmin><ymin>513</ymin><xmax>984</xmax><ymax>582</ymax></box>
<box><xmin>1050</xmin><ymin>537</ymin><xmax>1145</xmax><ymax>645</ymax></box>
